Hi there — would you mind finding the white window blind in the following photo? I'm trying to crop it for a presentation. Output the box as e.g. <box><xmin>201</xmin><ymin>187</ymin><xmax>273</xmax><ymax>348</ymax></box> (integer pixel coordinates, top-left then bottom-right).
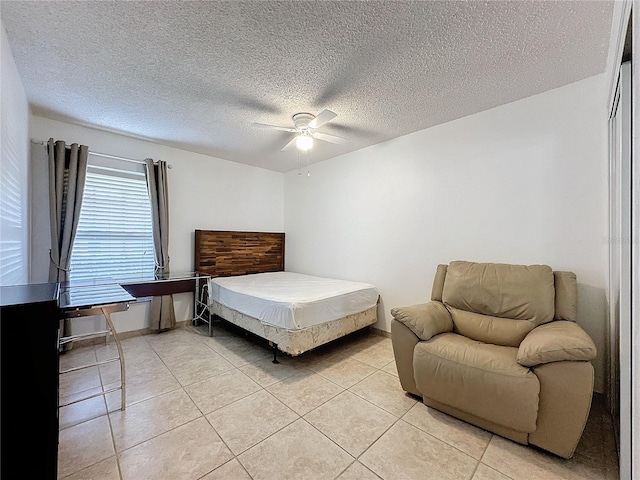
<box><xmin>69</xmin><ymin>155</ymin><xmax>155</xmax><ymax>282</ymax></box>
<box><xmin>0</xmin><ymin>138</ymin><xmax>27</xmax><ymax>285</ymax></box>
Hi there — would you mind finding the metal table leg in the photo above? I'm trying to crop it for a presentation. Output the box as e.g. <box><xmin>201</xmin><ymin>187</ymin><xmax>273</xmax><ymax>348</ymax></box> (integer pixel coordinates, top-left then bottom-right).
<box><xmin>101</xmin><ymin>306</ymin><xmax>126</xmax><ymax>411</ymax></box>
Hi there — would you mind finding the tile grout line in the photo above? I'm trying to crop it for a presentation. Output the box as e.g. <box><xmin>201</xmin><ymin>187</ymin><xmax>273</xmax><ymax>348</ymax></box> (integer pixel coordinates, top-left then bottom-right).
<box><xmin>105</xmin><ymin>404</ymin><xmax>125</xmax><ymax>480</ymax></box>
<box><xmin>303</xmin><ymin>360</ymin><xmax>403</xmax><ymax>478</ymax></box>
<box><xmin>399</xmin><ymin>405</ymin><xmax>493</xmax><ymax>464</ymax></box>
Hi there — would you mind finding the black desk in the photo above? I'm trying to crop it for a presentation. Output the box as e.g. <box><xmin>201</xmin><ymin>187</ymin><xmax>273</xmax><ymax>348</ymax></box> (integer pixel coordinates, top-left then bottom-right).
<box><xmin>1</xmin><ymin>283</ymin><xmax>60</xmax><ymax>480</ymax></box>
<box><xmin>120</xmin><ymin>271</ymin><xmax>212</xmax><ymax>332</ymax></box>
<box><xmin>120</xmin><ymin>271</ymin><xmax>209</xmax><ymax>297</ymax></box>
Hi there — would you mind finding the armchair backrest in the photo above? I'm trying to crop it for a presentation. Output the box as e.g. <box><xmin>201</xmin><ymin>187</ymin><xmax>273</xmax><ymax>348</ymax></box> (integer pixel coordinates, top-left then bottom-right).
<box><xmin>552</xmin><ymin>271</ymin><xmax>578</xmax><ymax>321</ymax></box>
<box><xmin>430</xmin><ymin>261</ymin><xmax>577</xmax><ymax>347</ymax></box>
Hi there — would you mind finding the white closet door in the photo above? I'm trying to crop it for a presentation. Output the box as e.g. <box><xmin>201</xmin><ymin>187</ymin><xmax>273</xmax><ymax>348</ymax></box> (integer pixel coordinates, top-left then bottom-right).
<box><xmin>609</xmin><ymin>60</ymin><xmax>632</xmax><ymax>480</ymax></box>
<box><xmin>631</xmin><ymin>6</ymin><xmax>639</xmax><ymax>477</ymax></box>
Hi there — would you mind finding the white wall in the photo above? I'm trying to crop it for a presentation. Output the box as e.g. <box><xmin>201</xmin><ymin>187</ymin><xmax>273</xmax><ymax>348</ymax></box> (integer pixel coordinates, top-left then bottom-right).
<box><xmin>0</xmin><ymin>23</ymin><xmax>30</xmax><ymax>286</ymax></box>
<box><xmin>30</xmin><ymin>116</ymin><xmax>284</xmax><ymax>332</ymax></box>
<box><xmin>285</xmin><ymin>74</ymin><xmax>609</xmax><ymax>393</ymax></box>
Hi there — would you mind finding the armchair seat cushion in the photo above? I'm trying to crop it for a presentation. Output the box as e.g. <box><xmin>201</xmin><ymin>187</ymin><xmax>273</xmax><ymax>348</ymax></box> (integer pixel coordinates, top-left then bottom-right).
<box><xmin>414</xmin><ymin>333</ymin><xmax>540</xmax><ymax>432</ymax></box>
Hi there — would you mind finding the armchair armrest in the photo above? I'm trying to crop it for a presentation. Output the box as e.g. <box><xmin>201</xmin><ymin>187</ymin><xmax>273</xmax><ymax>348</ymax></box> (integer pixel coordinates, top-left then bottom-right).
<box><xmin>517</xmin><ymin>321</ymin><xmax>597</xmax><ymax>367</ymax></box>
<box><xmin>390</xmin><ymin>301</ymin><xmax>453</xmax><ymax>341</ymax></box>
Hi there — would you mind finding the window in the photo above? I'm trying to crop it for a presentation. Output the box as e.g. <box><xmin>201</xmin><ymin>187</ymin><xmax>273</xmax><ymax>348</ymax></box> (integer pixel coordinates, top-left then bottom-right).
<box><xmin>69</xmin><ymin>155</ymin><xmax>155</xmax><ymax>282</ymax></box>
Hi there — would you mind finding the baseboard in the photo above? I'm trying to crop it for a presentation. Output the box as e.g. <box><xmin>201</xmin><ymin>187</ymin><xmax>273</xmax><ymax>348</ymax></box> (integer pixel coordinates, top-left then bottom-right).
<box><xmin>369</xmin><ymin>326</ymin><xmax>391</xmax><ymax>338</ymax></box>
<box><xmin>60</xmin><ymin>319</ymin><xmax>191</xmax><ymax>349</ymax></box>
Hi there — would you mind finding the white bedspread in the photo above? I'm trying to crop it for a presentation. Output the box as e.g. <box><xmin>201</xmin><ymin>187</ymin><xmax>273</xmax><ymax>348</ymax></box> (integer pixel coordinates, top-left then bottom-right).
<box><xmin>208</xmin><ymin>271</ymin><xmax>379</xmax><ymax>330</ymax></box>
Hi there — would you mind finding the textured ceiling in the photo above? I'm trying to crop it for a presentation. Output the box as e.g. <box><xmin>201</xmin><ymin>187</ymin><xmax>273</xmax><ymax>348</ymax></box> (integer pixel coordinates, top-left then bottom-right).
<box><xmin>1</xmin><ymin>1</ymin><xmax>613</xmax><ymax>172</ymax></box>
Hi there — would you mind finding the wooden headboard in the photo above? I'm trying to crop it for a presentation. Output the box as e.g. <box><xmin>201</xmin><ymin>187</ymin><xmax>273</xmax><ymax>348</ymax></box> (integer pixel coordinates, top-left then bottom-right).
<box><xmin>194</xmin><ymin>230</ymin><xmax>285</xmax><ymax>277</ymax></box>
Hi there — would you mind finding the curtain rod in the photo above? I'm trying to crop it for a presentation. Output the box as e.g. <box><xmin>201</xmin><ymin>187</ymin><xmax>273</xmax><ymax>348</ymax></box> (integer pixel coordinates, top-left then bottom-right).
<box><xmin>30</xmin><ymin>139</ymin><xmax>172</xmax><ymax>169</ymax></box>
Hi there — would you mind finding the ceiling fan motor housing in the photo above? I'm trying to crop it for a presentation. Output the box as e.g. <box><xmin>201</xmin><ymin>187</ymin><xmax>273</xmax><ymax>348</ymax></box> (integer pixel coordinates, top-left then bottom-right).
<box><xmin>292</xmin><ymin>113</ymin><xmax>315</xmax><ymax>130</ymax></box>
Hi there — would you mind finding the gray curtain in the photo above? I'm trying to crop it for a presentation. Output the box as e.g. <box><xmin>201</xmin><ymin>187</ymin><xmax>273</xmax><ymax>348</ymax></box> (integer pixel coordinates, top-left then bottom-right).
<box><xmin>48</xmin><ymin>139</ymin><xmax>88</xmax><ymax>282</ymax></box>
<box><xmin>146</xmin><ymin>158</ymin><xmax>175</xmax><ymax>330</ymax></box>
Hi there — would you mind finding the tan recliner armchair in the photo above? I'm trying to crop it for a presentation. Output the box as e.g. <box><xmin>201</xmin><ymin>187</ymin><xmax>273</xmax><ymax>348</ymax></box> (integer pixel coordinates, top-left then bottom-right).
<box><xmin>391</xmin><ymin>260</ymin><xmax>597</xmax><ymax>459</ymax></box>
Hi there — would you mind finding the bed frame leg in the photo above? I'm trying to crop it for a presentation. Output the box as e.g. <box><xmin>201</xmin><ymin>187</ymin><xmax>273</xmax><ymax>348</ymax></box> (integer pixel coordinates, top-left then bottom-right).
<box><xmin>272</xmin><ymin>344</ymin><xmax>279</xmax><ymax>364</ymax></box>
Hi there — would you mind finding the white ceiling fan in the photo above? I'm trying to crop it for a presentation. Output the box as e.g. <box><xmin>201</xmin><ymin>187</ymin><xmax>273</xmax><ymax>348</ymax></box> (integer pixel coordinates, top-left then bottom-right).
<box><xmin>253</xmin><ymin>109</ymin><xmax>347</xmax><ymax>151</ymax></box>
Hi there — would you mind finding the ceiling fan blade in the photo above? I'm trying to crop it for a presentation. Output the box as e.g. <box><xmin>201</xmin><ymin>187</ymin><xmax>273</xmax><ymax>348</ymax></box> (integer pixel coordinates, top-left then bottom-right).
<box><xmin>281</xmin><ymin>136</ymin><xmax>298</xmax><ymax>151</ymax></box>
<box><xmin>253</xmin><ymin>123</ymin><xmax>296</xmax><ymax>133</ymax></box>
<box><xmin>313</xmin><ymin>132</ymin><xmax>348</xmax><ymax>145</ymax></box>
<box><xmin>308</xmin><ymin>109</ymin><xmax>337</xmax><ymax>129</ymax></box>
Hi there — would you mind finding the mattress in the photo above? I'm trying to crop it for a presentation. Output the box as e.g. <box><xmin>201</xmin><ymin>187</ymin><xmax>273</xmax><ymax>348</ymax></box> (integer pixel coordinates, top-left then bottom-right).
<box><xmin>207</xmin><ymin>271</ymin><xmax>379</xmax><ymax>330</ymax></box>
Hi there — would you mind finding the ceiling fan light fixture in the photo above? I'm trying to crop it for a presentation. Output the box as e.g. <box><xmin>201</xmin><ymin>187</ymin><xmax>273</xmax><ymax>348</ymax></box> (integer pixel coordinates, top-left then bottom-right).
<box><xmin>257</xmin><ymin>109</ymin><xmax>344</xmax><ymax>152</ymax></box>
<box><xmin>296</xmin><ymin>134</ymin><xmax>314</xmax><ymax>151</ymax></box>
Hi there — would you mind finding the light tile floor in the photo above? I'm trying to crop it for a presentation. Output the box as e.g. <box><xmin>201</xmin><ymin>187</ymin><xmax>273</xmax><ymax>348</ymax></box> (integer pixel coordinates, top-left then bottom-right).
<box><xmin>57</xmin><ymin>322</ymin><xmax>619</xmax><ymax>480</ymax></box>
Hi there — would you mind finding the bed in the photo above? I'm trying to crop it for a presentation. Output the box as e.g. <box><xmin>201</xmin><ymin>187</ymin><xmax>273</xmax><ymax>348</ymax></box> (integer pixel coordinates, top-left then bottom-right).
<box><xmin>194</xmin><ymin>229</ymin><xmax>379</xmax><ymax>358</ymax></box>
